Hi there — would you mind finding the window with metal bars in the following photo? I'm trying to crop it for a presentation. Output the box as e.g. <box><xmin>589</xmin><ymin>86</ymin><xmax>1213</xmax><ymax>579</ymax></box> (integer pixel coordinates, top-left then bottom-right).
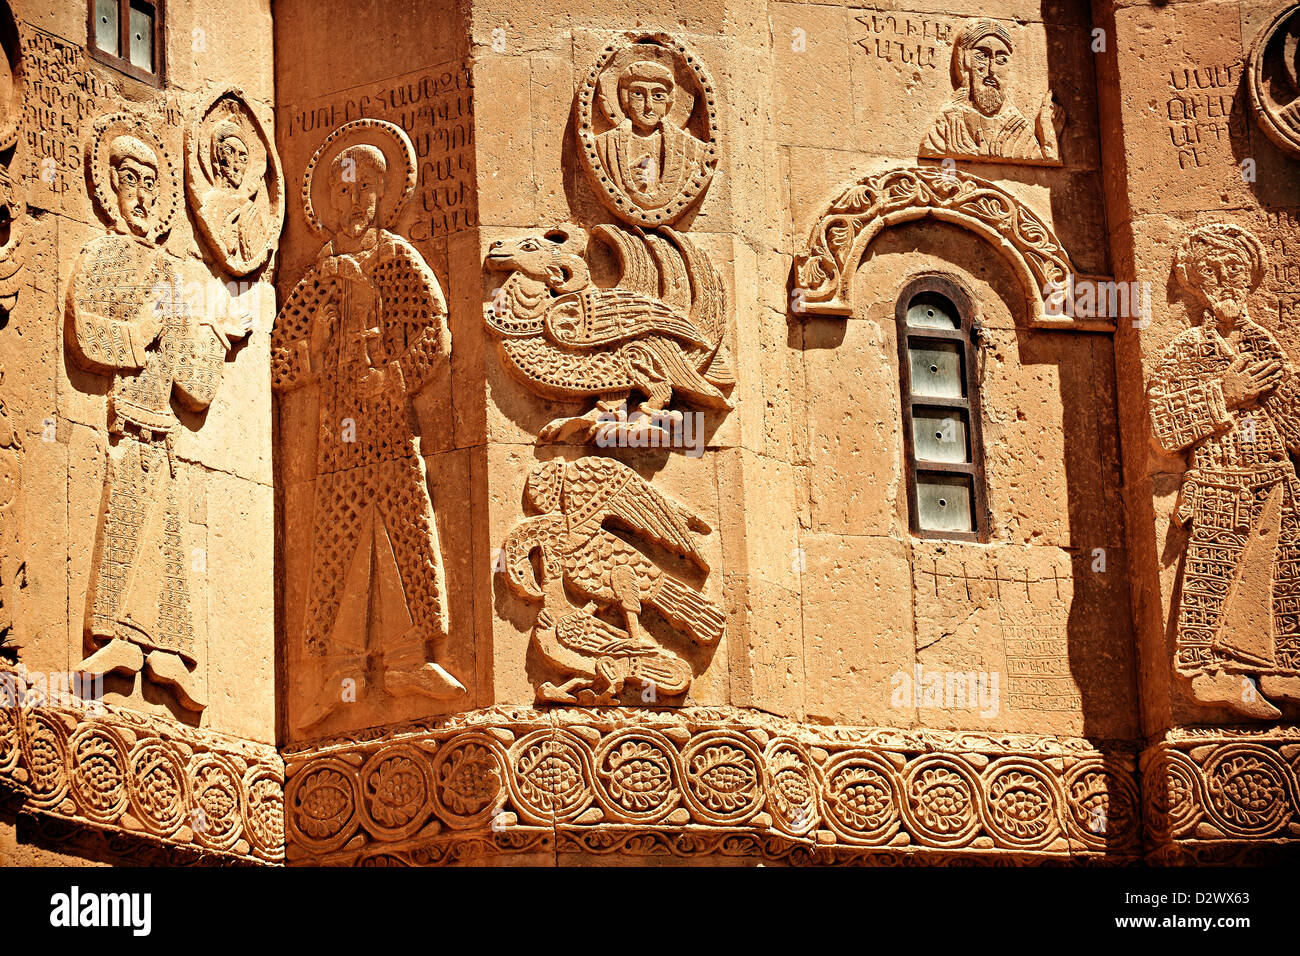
<box><xmin>895</xmin><ymin>274</ymin><xmax>989</xmax><ymax>540</ymax></box>
<box><xmin>88</xmin><ymin>0</ymin><xmax>163</xmax><ymax>85</ymax></box>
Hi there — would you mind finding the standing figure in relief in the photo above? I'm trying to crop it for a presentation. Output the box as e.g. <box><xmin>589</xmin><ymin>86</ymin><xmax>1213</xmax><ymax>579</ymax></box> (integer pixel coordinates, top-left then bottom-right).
<box><xmin>69</xmin><ymin>117</ymin><xmax>251</xmax><ymax>712</ymax></box>
<box><xmin>272</xmin><ymin>119</ymin><xmax>463</xmax><ymax>730</ymax></box>
<box><xmin>1148</xmin><ymin>222</ymin><xmax>1300</xmax><ymax>719</ymax></box>
<box><xmin>918</xmin><ymin>18</ymin><xmax>1063</xmax><ymax>165</ymax></box>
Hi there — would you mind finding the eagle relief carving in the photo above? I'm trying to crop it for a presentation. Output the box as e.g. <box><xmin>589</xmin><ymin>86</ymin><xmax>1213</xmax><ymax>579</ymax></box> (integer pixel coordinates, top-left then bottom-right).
<box><xmin>483</xmin><ymin>221</ymin><xmax>733</xmax><ymax>444</ymax></box>
<box><xmin>501</xmin><ymin>457</ymin><xmax>723</xmax><ymax>705</ymax></box>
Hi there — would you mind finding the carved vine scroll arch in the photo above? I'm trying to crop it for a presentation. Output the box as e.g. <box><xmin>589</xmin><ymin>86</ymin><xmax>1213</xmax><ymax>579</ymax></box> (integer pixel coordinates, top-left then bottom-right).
<box><xmin>791</xmin><ymin>165</ymin><xmax>1113</xmax><ymax>332</ymax></box>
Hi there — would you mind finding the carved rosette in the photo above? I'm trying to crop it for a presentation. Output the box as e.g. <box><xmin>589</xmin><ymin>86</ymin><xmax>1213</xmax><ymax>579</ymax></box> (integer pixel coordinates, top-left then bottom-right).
<box><xmin>281</xmin><ymin>709</ymin><xmax>1154</xmax><ymax>865</ymax></box>
<box><xmin>1142</xmin><ymin>729</ymin><xmax>1300</xmax><ymax>862</ymax></box>
<box><xmin>0</xmin><ymin>666</ymin><xmax>283</xmax><ymax>864</ymax></box>
<box><xmin>792</xmin><ymin>165</ymin><xmax>1086</xmax><ymax>328</ymax></box>
<box><xmin>575</xmin><ymin>33</ymin><xmax>719</xmax><ymax>226</ymax></box>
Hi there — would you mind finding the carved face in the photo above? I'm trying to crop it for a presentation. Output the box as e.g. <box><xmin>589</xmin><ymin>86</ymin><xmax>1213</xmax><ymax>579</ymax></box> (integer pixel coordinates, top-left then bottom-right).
<box><xmin>1189</xmin><ymin>247</ymin><xmax>1254</xmax><ymax>321</ymax></box>
<box><xmin>329</xmin><ymin>146</ymin><xmax>385</xmax><ymax>242</ymax></box>
<box><xmin>484</xmin><ymin>230</ymin><xmax>590</xmax><ymax>293</ymax></box>
<box><xmin>111</xmin><ymin>156</ymin><xmax>159</xmax><ymax>237</ymax></box>
<box><xmin>214</xmin><ymin>132</ymin><xmax>249</xmax><ymax>189</ymax></box>
<box><xmin>620</xmin><ymin>78</ymin><xmax>673</xmax><ymax>134</ymax></box>
<box><xmin>965</xmin><ymin>37</ymin><xmax>1011</xmax><ymax>116</ymax></box>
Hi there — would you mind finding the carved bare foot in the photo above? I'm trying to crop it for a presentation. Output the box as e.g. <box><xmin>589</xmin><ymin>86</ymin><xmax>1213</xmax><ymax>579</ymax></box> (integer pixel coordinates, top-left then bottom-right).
<box><xmin>79</xmin><ymin>638</ymin><xmax>144</xmax><ymax>678</ymax></box>
<box><xmin>384</xmin><ymin>662</ymin><xmax>465</xmax><ymax>700</ymax></box>
<box><xmin>1259</xmin><ymin>674</ymin><xmax>1300</xmax><ymax>705</ymax></box>
<box><xmin>1190</xmin><ymin>670</ymin><xmax>1281</xmax><ymax>719</ymax></box>
<box><xmin>145</xmin><ymin>650</ymin><xmax>206</xmax><ymax>711</ymax></box>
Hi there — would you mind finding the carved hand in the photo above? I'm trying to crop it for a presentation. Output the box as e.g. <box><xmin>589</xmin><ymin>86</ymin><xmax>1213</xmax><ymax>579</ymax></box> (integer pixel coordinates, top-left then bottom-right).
<box><xmin>312</xmin><ymin>302</ymin><xmax>338</xmax><ymax>359</ymax></box>
<box><xmin>132</xmin><ymin>305</ymin><xmax>166</xmax><ymax>351</ymax></box>
<box><xmin>1221</xmin><ymin>355</ymin><xmax>1285</xmax><ymax>408</ymax></box>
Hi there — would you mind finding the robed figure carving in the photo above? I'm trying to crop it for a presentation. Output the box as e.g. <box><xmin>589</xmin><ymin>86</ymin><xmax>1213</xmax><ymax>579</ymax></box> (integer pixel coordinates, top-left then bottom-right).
<box><xmin>272</xmin><ymin>119</ymin><xmax>463</xmax><ymax>731</ymax></box>
<box><xmin>69</xmin><ymin>114</ymin><xmax>251</xmax><ymax>712</ymax></box>
<box><xmin>1149</xmin><ymin>223</ymin><xmax>1300</xmax><ymax>719</ymax></box>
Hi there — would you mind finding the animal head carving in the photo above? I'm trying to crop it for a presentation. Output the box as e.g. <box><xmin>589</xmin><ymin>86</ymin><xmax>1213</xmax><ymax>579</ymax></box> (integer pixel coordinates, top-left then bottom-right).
<box><xmin>485</xmin><ymin>224</ymin><xmax>592</xmax><ymax>293</ymax></box>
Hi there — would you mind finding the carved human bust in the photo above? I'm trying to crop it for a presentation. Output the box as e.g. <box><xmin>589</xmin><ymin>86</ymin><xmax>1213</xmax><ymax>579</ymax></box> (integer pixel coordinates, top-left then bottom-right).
<box><xmin>577</xmin><ymin>35</ymin><xmax>719</xmax><ymax>226</ymax></box>
<box><xmin>918</xmin><ymin>18</ymin><xmax>1064</xmax><ymax>166</ymax></box>
<box><xmin>185</xmin><ymin>88</ymin><xmax>284</xmax><ymax>276</ymax></box>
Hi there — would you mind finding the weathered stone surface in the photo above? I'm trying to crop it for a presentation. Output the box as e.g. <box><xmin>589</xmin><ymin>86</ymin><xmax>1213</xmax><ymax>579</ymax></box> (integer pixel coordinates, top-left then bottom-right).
<box><xmin>1</xmin><ymin>0</ymin><xmax>1297</xmax><ymax>867</ymax></box>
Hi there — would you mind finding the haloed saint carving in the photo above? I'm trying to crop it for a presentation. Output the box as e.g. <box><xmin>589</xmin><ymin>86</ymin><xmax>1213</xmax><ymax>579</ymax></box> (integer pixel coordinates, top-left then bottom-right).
<box><xmin>68</xmin><ymin>113</ymin><xmax>252</xmax><ymax>712</ymax></box>
<box><xmin>272</xmin><ymin>119</ymin><xmax>464</xmax><ymax>731</ymax></box>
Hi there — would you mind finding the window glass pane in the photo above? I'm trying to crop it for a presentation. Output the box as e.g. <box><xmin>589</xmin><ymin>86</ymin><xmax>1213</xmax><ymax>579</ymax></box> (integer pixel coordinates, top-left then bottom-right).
<box><xmin>95</xmin><ymin>0</ymin><xmax>119</xmax><ymax>55</ymax></box>
<box><xmin>912</xmin><ymin>407</ymin><xmax>969</xmax><ymax>463</ymax></box>
<box><xmin>128</xmin><ymin>1</ymin><xmax>153</xmax><ymax>71</ymax></box>
<box><xmin>908</xmin><ymin>340</ymin><xmax>964</xmax><ymax>398</ymax></box>
<box><xmin>916</xmin><ymin>473</ymin><xmax>974</xmax><ymax>533</ymax></box>
<box><xmin>906</xmin><ymin>292</ymin><xmax>959</xmax><ymax>329</ymax></box>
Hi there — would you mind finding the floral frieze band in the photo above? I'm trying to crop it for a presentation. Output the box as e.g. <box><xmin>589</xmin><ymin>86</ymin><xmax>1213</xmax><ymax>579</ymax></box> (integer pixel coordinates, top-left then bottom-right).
<box><xmin>282</xmin><ymin>706</ymin><xmax>1143</xmax><ymax>865</ymax></box>
<box><xmin>0</xmin><ymin>666</ymin><xmax>284</xmax><ymax>864</ymax></box>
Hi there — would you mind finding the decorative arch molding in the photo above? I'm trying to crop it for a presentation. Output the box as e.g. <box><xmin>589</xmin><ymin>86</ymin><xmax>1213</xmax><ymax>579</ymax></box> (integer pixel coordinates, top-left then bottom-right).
<box><xmin>791</xmin><ymin>166</ymin><xmax>1113</xmax><ymax>332</ymax></box>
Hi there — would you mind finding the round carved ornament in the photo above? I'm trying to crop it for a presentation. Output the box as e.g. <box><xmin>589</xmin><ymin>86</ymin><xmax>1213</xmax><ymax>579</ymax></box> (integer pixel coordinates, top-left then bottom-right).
<box><xmin>68</xmin><ymin>724</ymin><xmax>129</xmax><ymax>825</ymax></box>
<box><xmin>430</xmin><ymin>732</ymin><xmax>508</xmax><ymax>830</ymax></box>
<box><xmin>901</xmin><ymin>754</ymin><xmax>983</xmax><ymax>849</ymax></box>
<box><xmin>980</xmin><ymin>758</ymin><xmax>1063</xmax><ymax>849</ymax></box>
<box><xmin>822</xmin><ymin>750</ymin><xmax>901</xmax><ymax>846</ymax></box>
<box><xmin>1250</xmin><ymin>4</ymin><xmax>1300</xmax><ymax>160</ymax></box>
<box><xmin>20</xmin><ymin>709</ymin><xmax>70</xmax><ymax>810</ymax></box>
<box><xmin>286</xmin><ymin>756</ymin><xmax>361</xmax><ymax>854</ymax></box>
<box><xmin>592</xmin><ymin>728</ymin><xmax>683</xmax><ymax>824</ymax></box>
<box><xmin>127</xmin><ymin>738</ymin><xmax>189</xmax><ymax>837</ymax></box>
<box><xmin>762</xmin><ymin>739</ymin><xmax>820</xmax><ymax>836</ymax></box>
<box><xmin>508</xmin><ymin>729</ymin><xmax>595</xmax><ymax>824</ymax></box>
<box><xmin>1202</xmin><ymin>744</ymin><xmax>1294</xmax><ymax>837</ymax></box>
<box><xmin>358</xmin><ymin>744</ymin><xmax>434</xmax><ymax>841</ymax></box>
<box><xmin>680</xmin><ymin>731</ymin><xmax>765</xmax><ymax>825</ymax></box>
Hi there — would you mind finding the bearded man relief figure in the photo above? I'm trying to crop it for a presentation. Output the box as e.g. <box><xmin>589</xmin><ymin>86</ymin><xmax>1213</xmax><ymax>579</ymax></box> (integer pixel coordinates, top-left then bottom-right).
<box><xmin>68</xmin><ymin>113</ymin><xmax>252</xmax><ymax>712</ymax></box>
<box><xmin>186</xmin><ymin>88</ymin><xmax>284</xmax><ymax>277</ymax></box>
<box><xmin>919</xmin><ymin>18</ymin><xmax>1064</xmax><ymax>166</ymax></box>
<box><xmin>1149</xmin><ymin>222</ymin><xmax>1300</xmax><ymax>719</ymax></box>
<box><xmin>272</xmin><ymin>119</ymin><xmax>464</xmax><ymax>731</ymax></box>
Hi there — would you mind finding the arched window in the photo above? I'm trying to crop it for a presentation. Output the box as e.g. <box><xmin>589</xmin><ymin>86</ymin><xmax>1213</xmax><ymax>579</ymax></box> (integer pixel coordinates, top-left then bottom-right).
<box><xmin>895</xmin><ymin>275</ymin><xmax>988</xmax><ymax>540</ymax></box>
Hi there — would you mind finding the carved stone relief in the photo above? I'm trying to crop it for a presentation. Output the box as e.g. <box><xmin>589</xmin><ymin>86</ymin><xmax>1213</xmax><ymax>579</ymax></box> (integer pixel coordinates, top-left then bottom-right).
<box><xmin>576</xmin><ymin>34</ymin><xmax>719</xmax><ymax>226</ymax></box>
<box><xmin>484</xmin><ymin>221</ymin><xmax>733</xmax><ymax>442</ymax></box>
<box><xmin>1249</xmin><ymin>4</ymin><xmax>1300</xmax><ymax>160</ymax></box>
<box><xmin>1148</xmin><ymin>222</ymin><xmax>1300</xmax><ymax>719</ymax></box>
<box><xmin>272</xmin><ymin>118</ymin><xmax>464</xmax><ymax>732</ymax></box>
<box><xmin>501</xmin><ymin>457</ymin><xmax>723</xmax><ymax>704</ymax></box>
<box><xmin>0</xmin><ymin>0</ymin><xmax>24</xmax><ymax>313</ymax></box>
<box><xmin>66</xmin><ymin>112</ymin><xmax>252</xmax><ymax>713</ymax></box>
<box><xmin>792</xmin><ymin>165</ymin><xmax>1085</xmax><ymax>328</ymax></box>
<box><xmin>282</xmin><ymin>709</ymin><xmax>1144</xmax><ymax>864</ymax></box>
<box><xmin>185</xmin><ymin>86</ymin><xmax>285</xmax><ymax>276</ymax></box>
<box><xmin>917</xmin><ymin>18</ymin><xmax>1064</xmax><ymax>166</ymax></box>
<box><xmin>0</xmin><ymin>664</ymin><xmax>284</xmax><ymax>863</ymax></box>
